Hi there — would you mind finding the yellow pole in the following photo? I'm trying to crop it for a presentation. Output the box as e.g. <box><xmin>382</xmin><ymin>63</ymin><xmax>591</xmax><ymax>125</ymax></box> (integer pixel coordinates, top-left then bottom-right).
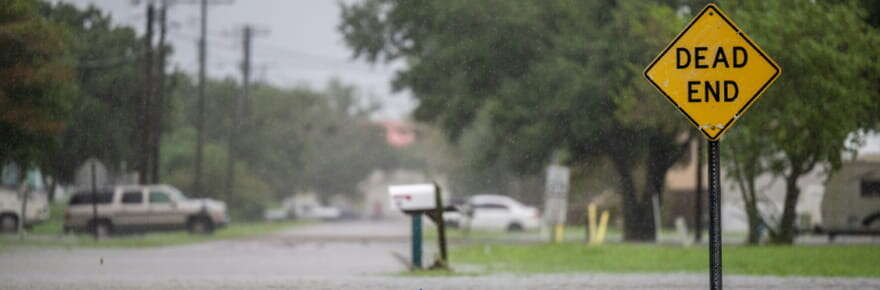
<box><xmin>553</xmin><ymin>223</ymin><xmax>564</xmax><ymax>243</ymax></box>
<box><xmin>587</xmin><ymin>203</ymin><xmax>597</xmax><ymax>244</ymax></box>
<box><xmin>595</xmin><ymin>211</ymin><xmax>610</xmax><ymax>245</ymax></box>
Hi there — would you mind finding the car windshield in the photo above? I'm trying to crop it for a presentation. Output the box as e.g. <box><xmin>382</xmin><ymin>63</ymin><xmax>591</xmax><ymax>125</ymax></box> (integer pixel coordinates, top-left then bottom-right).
<box><xmin>166</xmin><ymin>187</ymin><xmax>187</xmax><ymax>201</ymax></box>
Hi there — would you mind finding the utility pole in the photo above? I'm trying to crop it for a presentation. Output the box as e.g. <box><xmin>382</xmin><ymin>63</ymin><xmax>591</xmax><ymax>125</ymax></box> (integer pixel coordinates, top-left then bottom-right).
<box><xmin>151</xmin><ymin>0</ymin><xmax>169</xmax><ymax>184</ymax></box>
<box><xmin>225</xmin><ymin>25</ymin><xmax>266</xmax><ymax>194</ymax></box>
<box><xmin>140</xmin><ymin>2</ymin><xmax>156</xmax><ymax>185</ymax></box>
<box><xmin>131</xmin><ymin>0</ymin><xmax>232</xmax><ymax>189</ymax></box>
<box><xmin>193</xmin><ymin>0</ymin><xmax>208</xmax><ymax>196</ymax></box>
<box><xmin>225</xmin><ymin>26</ymin><xmax>249</xmax><ymax>195</ymax></box>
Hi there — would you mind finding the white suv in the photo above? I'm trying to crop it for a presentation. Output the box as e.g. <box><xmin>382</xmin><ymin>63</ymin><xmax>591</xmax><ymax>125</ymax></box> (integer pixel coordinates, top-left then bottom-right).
<box><xmin>64</xmin><ymin>185</ymin><xmax>228</xmax><ymax>236</ymax></box>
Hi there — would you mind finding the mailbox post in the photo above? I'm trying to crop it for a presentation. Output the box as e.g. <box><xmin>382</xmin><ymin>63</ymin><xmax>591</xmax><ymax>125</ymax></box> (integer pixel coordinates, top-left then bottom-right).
<box><xmin>389</xmin><ymin>183</ymin><xmax>449</xmax><ymax>270</ymax></box>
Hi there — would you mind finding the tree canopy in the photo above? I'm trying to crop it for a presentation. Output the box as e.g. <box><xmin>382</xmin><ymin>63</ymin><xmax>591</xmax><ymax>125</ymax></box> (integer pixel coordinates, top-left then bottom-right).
<box><xmin>37</xmin><ymin>2</ymin><xmax>149</xmax><ymax>186</ymax></box>
<box><xmin>721</xmin><ymin>0</ymin><xmax>880</xmax><ymax>244</ymax></box>
<box><xmin>340</xmin><ymin>0</ymin><xmax>699</xmax><ymax>241</ymax></box>
<box><xmin>160</xmin><ymin>77</ymin><xmax>405</xmax><ymax>219</ymax></box>
<box><xmin>340</xmin><ymin>0</ymin><xmax>880</xmax><ymax>242</ymax></box>
<box><xmin>0</xmin><ymin>0</ymin><xmax>75</xmax><ymax>170</ymax></box>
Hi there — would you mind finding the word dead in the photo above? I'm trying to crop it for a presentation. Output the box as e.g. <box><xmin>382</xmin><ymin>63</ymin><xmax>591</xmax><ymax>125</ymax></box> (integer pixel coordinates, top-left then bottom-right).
<box><xmin>676</xmin><ymin>46</ymin><xmax>748</xmax><ymax>103</ymax></box>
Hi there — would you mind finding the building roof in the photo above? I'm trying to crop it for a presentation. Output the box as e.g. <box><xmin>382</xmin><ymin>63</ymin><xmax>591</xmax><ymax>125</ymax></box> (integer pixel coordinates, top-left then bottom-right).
<box><xmin>378</xmin><ymin>120</ymin><xmax>416</xmax><ymax>148</ymax></box>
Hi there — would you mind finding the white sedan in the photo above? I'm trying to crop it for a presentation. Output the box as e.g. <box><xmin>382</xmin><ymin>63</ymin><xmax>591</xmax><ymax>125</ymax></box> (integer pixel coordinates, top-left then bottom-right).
<box><xmin>445</xmin><ymin>194</ymin><xmax>541</xmax><ymax>232</ymax></box>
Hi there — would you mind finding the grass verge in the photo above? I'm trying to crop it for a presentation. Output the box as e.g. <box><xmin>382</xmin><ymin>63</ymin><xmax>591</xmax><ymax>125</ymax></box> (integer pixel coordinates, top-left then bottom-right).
<box><xmin>451</xmin><ymin>243</ymin><xmax>880</xmax><ymax>278</ymax></box>
<box><xmin>1</xmin><ymin>220</ymin><xmax>300</xmax><ymax>249</ymax></box>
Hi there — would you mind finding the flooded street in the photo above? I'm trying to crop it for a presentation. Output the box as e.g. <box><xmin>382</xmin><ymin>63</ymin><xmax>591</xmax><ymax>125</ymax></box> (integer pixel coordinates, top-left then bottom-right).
<box><xmin>0</xmin><ymin>220</ymin><xmax>411</xmax><ymax>284</ymax></box>
<box><xmin>2</xmin><ymin>220</ymin><xmax>879</xmax><ymax>289</ymax></box>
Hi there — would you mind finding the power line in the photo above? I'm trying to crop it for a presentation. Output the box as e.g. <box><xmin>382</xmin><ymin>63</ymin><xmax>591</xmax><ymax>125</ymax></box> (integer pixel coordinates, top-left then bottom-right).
<box><xmin>169</xmin><ymin>30</ymin><xmax>238</xmax><ymax>50</ymax></box>
<box><xmin>251</xmin><ymin>48</ymin><xmax>397</xmax><ymax>75</ymax></box>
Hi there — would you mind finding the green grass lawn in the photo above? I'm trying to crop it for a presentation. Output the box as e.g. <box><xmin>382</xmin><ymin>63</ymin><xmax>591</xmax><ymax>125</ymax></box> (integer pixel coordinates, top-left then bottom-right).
<box><xmin>424</xmin><ymin>225</ymin><xmax>741</xmax><ymax>244</ymax></box>
<box><xmin>30</xmin><ymin>203</ymin><xmax>66</xmax><ymax>235</ymax></box>
<box><xmin>424</xmin><ymin>225</ymin><xmax>623</xmax><ymax>241</ymax></box>
<box><xmin>450</xmin><ymin>243</ymin><xmax>880</xmax><ymax>278</ymax></box>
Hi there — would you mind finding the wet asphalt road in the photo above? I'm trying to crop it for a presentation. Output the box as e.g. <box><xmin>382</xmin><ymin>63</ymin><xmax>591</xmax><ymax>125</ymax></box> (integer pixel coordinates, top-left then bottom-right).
<box><xmin>1</xmin><ymin>220</ymin><xmax>879</xmax><ymax>289</ymax></box>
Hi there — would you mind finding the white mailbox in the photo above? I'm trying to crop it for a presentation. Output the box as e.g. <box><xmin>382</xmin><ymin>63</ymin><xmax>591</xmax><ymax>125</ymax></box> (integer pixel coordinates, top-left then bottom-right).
<box><xmin>389</xmin><ymin>183</ymin><xmax>438</xmax><ymax>212</ymax></box>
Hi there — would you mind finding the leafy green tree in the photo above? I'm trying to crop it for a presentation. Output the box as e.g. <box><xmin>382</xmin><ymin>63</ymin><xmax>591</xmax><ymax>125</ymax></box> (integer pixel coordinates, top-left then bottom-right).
<box><xmin>287</xmin><ymin>80</ymin><xmax>398</xmax><ymax>199</ymax></box>
<box><xmin>721</xmin><ymin>0</ymin><xmax>880</xmax><ymax>244</ymax></box>
<box><xmin>0</xmin><ymin>0</ymin><xmax>75</xmax><ymax>171</ymax></box>
<box><xmin>162</xmin><ymin>76</ymin><xmax>402</xmax><ymax>219</ymax></box>
<box><xmin>575</xmin><ymin>1</ymin><xmax>693</xmax><ymax>240</ymax></box>
<box><xmin>36</xmin><ymin>2</ymin><xmax>149</xmax><ymax>194</ymax></box>
<box><xmin>161</xmin><ymin>128</ymin><xmax>273</xmax><ymax>219</ymax></box>
<box><xmin>450</xmin><ymin>107</ymin><xmax>517</xmax><ymax>196</ymax></box>
<box><xmin>723</xmin><ymin>126</ymin><xmax>776</xmax><ymax>245</ymax></box>
<box><xmin>339</xmin><ymin>0</ymin><xmax>691</xmax><ymax>241</ymax></box>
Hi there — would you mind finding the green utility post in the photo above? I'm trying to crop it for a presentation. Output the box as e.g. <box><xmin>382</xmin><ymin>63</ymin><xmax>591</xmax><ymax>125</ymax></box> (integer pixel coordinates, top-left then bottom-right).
<box><xmin>411</xmin><ymin>213</ymin><xmax>422</xmax><ymax>269</ymax></box>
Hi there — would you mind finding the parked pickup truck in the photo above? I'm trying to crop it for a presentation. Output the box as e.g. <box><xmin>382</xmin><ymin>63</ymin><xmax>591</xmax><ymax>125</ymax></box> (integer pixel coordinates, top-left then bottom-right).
<box><xmin>0</xmin><ymin>187</ymin><xmax>50</xmax><ymax>233</ymax></box>
<box><xmin>64</xmin><ymin>184</ymin><xmax>228</xmax><ymax>237</ymax></box>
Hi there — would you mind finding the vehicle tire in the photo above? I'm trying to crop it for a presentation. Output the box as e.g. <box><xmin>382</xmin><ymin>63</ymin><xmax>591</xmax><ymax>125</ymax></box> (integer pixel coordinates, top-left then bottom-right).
<box><xmin>188</xmin><ymin>217</ymin><xmax>214</xmax><ymax>235</ymax></box>
<box><xmin>507</xmin><ymin>222</ymin><xmax>524</xmax><ymax>232</ymax></box>
<box><xmin>90</xmin><ymin>220</ymin><xmax>113</xmax><ymax>239</ymax></box>
<box><xmin>0</xmin><ymin>214</ymin><xmax>18</xmax><ymax>233</ymax></box>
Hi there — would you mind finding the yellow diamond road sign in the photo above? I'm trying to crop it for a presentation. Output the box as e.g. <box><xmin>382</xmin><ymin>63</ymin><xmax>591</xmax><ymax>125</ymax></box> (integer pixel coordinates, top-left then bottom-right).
<box><xmin>644</xmin><ymin>3</ymin><xmax>780</xmax><ymax>141</ymax></box>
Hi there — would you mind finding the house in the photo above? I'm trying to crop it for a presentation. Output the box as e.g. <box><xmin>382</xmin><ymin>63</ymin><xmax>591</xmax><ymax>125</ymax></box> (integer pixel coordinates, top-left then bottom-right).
<box><xmin>664</xmin><ymin>139</ymin><xmax>827</xmax><ymax>233</ymax></box>
<box><xmin>379</xmin><ymin>120</ymin><xmax>417</xmax><ymax>148</ymax></box>
<box><xmin>820</xmin><ymin>157</ymin><xmax>880</xmax><ymax>234</ymax></box>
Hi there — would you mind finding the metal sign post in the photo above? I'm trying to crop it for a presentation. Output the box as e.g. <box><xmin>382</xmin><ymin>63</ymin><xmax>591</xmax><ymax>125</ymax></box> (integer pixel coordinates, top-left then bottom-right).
<box><xmin>707</xmin><ymin>140</ymin><xmax>722</xmax><ymax>289</ymax></box>
<box><xmin>644</xmin><ymin>4</ymin><xmax>781</xmax><ymax>289</ymax></box>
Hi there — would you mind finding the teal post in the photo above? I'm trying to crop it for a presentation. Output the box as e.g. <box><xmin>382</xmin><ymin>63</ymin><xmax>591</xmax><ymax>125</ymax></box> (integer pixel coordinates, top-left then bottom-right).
<box><xmin>412</xmin><ymin>213</ymin><xmax>422</xmax><ymax>269</ymax></box>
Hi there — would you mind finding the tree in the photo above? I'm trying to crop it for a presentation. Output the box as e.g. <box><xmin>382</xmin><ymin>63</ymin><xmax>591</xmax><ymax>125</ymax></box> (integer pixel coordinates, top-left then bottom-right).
<box><xmin>721</xmin><ymin>0</ymin><xmax>880</xmax><ymax>244</ymax></box>
<box><xmin>0</xmin><ymin>0</ymin><xmax>74</xmax><ymax>173</ymax></box>
<box><xmin>36</xmin><ymin>2</ymin><xmax>152</xmax><ymax>198</ymax></box>
<box><xmin>161</xmin><ymin>76</ymin><xmax>402</xmax><ymax>219</ymax></box>
<box><xmin>723</xmin><ymin>126</ymin><xmax>776</xmax><ymax>245</ymax></box>
<box><xmin>579</xmin><ymin>1</ymin><xmax>693</xmax><ymax>240</ymax></box>
<box><xmin>339</xmin><ymin>0</ymin><xmax>694</xmax><ymax>241</ymax></box>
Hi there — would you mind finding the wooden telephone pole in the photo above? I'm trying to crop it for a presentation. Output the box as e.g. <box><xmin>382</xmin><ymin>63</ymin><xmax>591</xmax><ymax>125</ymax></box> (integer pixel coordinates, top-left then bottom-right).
<box><xmin>190</xmin><ymin>0</ymin><xmax>233</xmax><ymax>196</ymax></box>
<box><xmin>225</xmin><ymin>25</ymin><xmax>267</xmax><ymax>194</ymax></box>
<box><xmin>138</xmin><ymin>2</ymin><xmax>156</xmax><ymax>184</ymax></box>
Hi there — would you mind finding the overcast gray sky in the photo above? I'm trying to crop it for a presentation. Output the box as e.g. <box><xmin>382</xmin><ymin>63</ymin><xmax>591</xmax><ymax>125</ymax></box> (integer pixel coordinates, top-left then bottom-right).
<box><xmin>59</xmin><ymin>0</ymin><xmax>415</xmax><ymax>120</ymax></box>
<box><xmin>46</xmin><ymin>0</ymin><xmax>880</xmax><ymax>155</ymax></box>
